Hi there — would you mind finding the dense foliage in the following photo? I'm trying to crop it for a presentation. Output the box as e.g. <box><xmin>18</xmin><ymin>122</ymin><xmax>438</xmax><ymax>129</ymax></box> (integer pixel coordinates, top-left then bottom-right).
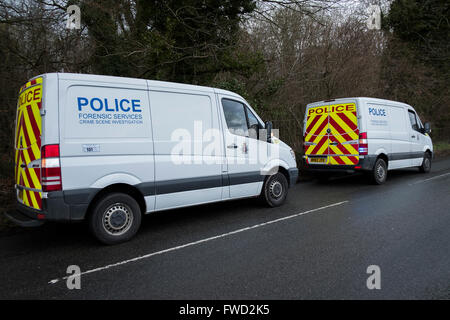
<box><xmin>0</xmin><ymin>0</ymin><xmax>448</xmax><ymax>181</ymax></box>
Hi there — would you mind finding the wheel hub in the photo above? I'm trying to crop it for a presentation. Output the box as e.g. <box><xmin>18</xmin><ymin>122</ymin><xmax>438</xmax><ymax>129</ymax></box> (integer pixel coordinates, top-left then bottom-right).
<box><xmin>424</xmin><ymin>158</ymin><xmax>430</xmax><ymax>169</ymax></box>
<box><xmin>269</xmin><ymin>180</ymin><xmax>283</xmax><ymax>198</ymax></box>
<box><xmin>103</xmin><ymin>203</ymin><xmax>133</xmax><ymax>236</ymax></box>
<box><xmin>110</xmin><ymin>210</ymin><xmax>127</xmax><ymax>228</ymax></box>
<box><xmin>377</xmin><ymin>164</ymin><xmax>385</xmax><ymax>180</ymax></box>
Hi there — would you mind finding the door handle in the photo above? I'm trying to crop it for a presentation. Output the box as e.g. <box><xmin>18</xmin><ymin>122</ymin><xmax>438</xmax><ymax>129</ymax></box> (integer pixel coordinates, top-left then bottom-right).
<box><xmin>227</xmin><ymin>144</ymin><xmax>238</xmax><ymax>149</ymax></box>
<box><xmin>411</xmin><ymin>135</ymin><xmax>416</xmax><ymax>138</ymax></box>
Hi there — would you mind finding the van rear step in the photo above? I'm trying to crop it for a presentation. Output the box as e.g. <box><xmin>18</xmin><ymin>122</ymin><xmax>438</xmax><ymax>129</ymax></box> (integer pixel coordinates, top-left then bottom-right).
<box><xmin>4</xmin><ymin>210</ymin><xmax>44</xmax><ymax>227</ymax></box>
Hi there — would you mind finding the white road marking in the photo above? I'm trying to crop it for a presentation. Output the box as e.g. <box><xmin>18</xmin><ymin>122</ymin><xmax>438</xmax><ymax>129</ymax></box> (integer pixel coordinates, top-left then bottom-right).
<box><xmin>410</xmin><ymin>172</ymin><xmax>450</xmax><ymax>185</ymax></box>
<box><xmin>48</xmin><ymin>200</ymin><xmax>348</xmax><ymax>285</ymax></box>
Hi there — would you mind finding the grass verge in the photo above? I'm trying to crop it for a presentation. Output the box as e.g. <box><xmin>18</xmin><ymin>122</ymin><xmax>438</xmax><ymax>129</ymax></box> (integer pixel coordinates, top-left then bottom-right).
<box><xmin>434</xmin><ymin>141</ymin><xmax>450</xmax><ymax>157</ymax></box>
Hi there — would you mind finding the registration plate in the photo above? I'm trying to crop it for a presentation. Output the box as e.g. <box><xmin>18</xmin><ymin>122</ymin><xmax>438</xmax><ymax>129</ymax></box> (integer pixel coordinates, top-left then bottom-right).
<box><xmin>309</xmin><ymin>157</ymin><xmax>327</xmax><ymax>164</ymax></box>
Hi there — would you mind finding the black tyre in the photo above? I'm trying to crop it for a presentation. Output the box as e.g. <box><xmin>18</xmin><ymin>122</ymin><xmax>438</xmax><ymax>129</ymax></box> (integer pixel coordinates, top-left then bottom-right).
<box><xmin>89</xmin><ymin>193</ymin><xmax>142</xmax><ymax>245</ymax></box>
<box><xmin>370</xmin><ymin>158</ymin><xmax>387</xmax><ymax>185</ymax></box>
<box><xmin>261</xmin><ymin>172</ymin><xmax>289</xmax><ymax>207</ymax></box>
<box><xmin>419</xmin><ymin>152</ymin><xmax>432</xmax><ymax>173</ymax></box>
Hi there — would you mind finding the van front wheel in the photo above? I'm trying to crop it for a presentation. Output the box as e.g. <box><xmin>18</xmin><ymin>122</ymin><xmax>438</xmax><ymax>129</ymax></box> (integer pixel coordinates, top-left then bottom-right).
<box><xmin>261</xmin><ymin>172</ymin><xmax>289</xmax><ymax>207</ymax></box>
<box><xmin>89</xmin><ymin>193</ymin><xmax>142</xmax><ymax>245</ymax></box>
<box><xmin>370</xmin><ymin>158</ymin><xmax>387</xmax><ymax>185</ymax></box>
<box><xmin>419</xmin><ymin>153</ymin><xmax>432</xmax><ymax>173</ymax></box>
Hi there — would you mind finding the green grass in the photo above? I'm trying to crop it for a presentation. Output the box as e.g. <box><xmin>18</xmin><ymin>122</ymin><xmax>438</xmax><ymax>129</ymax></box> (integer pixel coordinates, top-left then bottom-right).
<box><xmin>434</xmin><ymin>141</ymin><xmax>450</xmax><ymax>157</ymax></box>
<box><xmin>434</xmin><ymin>141</ymin><xmax>450</xmax><ymax>150</ymax></box>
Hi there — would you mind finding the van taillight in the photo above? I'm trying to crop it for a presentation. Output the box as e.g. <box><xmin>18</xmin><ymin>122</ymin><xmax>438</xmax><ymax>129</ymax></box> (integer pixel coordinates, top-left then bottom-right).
<box><xmin>41</xmin><ymin>144</ymin><xmax>62</xmax><ymax>192</ymax></box>
<box><xmin>358</xmin><ymin>132</ymin><xmax>368</xmax><ymax>155</ymax></box>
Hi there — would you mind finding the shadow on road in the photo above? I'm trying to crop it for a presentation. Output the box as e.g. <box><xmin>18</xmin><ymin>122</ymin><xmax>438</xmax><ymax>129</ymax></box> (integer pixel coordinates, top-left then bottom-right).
<box><xmin>309</xmin><ymin>168</ymin><xmax>422</xmax><ymax>187</ymax></box>
<box><xmin>0</xmin><ymin>196</ymin><xmax>262</xmax><ymax>251</ymax></box>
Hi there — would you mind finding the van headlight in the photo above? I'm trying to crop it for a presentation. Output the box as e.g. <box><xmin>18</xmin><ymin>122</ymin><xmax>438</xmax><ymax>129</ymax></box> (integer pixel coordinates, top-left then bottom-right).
<box><xmin>290</xmin><ymin>149</ymin><xmax>296</xmax><ymax>161</ymax></box>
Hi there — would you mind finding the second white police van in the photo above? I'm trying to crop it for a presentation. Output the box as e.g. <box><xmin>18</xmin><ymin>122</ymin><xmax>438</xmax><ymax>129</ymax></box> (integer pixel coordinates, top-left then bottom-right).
<box><xmin>303</xmin><ymin>97</ymin><xmax>433</xmax><ymax>184</ymax></box>
<box><xmin>9</xmin><ymin>73</ymin><xmax>298</xmax><ymax>244</ymax></box>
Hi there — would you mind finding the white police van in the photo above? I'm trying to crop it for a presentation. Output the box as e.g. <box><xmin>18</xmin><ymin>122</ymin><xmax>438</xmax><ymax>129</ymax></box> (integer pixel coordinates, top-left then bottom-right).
<box><xmin>303</xmin><ymin>97</ymin><xmax>433</xmax><ymax>184</ymax></box>
<box><xmin>8</xmin><ymin>73</ymin><xmax>298</xmax><ymax>244</ymax></box>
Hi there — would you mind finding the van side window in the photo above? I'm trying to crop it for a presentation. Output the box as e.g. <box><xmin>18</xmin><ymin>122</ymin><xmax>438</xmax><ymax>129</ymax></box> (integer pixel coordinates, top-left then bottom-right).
<box><xmin>246</xmin><ymin>107</ymin><xmax>259</xmax><ymax>127</ymax></box>
<box><xmin>222</xmin><ymin>99</ymin><xmax>249</xmax><ymax>137</ymax></box>
<box><xmin>246</xmin><ymin>107</ymin><xmax>260</xmax><ymax>139</ymax></box>
<box><xmin>408</xmin><ymin>110</ymin><xmax>419</xmax><ymax>131</ymax></box>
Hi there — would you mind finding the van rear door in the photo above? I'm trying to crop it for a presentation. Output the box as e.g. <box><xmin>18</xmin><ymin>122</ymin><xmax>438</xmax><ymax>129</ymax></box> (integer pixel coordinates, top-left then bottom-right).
<box><xmin>305</xmin><ymin>102</ymin><xmax>359</xmax><ymax>166</ymax></box>
<box><xmin>304</xmin><ymin>105</ymin><xmax>330</xmax><ymax>164</ymax></box>
<box><xmin>14</xmin><ymin>77</ymin><xmax>43</xmax><ymax>210</ymax></box>
<box><xmin>327</xmin><ymin>103</ymin><xmax>359</xmax><ymax>165</ymax></box>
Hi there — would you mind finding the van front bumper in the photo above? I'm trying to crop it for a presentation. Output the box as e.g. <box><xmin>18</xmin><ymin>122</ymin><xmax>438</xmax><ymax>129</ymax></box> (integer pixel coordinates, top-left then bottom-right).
<box><xmin>288</xmin><ymin>168</ymin><xmax>299</xmax><ymax>186</ymax></box>
<box><xmin>304</xmin><ymin>155</ymin><xmax>376</xmax><ymax>172</ymax></box>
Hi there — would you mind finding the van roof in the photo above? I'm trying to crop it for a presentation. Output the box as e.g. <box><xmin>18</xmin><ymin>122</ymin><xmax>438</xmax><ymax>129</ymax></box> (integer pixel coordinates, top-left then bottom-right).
<box><xmin>306</xmin><ymin>97</ymin><xmax>412</xmax><ymax>108</ymax></box>
<box><xmin>42</xmin><ymin>72</ymin><xmax>244</xmax><ymax>100</ymax></box>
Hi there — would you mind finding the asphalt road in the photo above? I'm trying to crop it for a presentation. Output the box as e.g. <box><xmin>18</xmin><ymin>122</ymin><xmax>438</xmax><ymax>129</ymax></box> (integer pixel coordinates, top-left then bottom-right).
<box><xmin>1</xmin><ymin>157</ymin><xmax>450</xmax><ymax>300</ymax></box>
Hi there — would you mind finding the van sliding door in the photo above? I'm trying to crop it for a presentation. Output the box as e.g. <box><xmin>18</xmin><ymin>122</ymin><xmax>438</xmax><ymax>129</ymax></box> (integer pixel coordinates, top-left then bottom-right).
<box><xmin>149</xmin><ymin>89</ymin><xmax>223</xmax><ymax>210</ymax></box>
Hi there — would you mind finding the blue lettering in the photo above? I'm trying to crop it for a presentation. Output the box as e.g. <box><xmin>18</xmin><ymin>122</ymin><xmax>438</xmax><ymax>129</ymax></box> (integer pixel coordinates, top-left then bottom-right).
<box><xmin>90</xmin><ymin>98</ymin><xmax>103</xmax><ymax>111</ymax></box>
<box><xmin>77</xmin><ymin>97</ymin><xmax>88</xmax><ymax>111</ymax></box>
<box><xmin>77</xmin><ymin>97</ymin><xmax>143</xmax><ymax>113</ymax></box>
<box><xmin>369</xmin><ymin>107</ymin><xmax>386</xmax><ymax>116</ymax></box>
<box><xmin>131</xmin><ymin>99</ymin><xmax>141</xmax><ymax>112</ymax></box>
<box><xmin>104</xmin><ymin>98</ymin><xmax>114</xmax><ymax>111</ymax></box>
<box><xmin>120</xmin><ymin>99</ymin><xmax>130</xmax><ymax>112</ymax></box>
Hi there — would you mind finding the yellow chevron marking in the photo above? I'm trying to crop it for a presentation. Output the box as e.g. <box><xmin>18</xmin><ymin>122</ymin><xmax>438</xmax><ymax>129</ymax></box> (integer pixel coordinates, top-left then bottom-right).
<box><xmin>341</xmin><ymin>156</ymin><xmax>353</xmax><ymax>165</ymax></box>
<box><xmin>329</xmin><ymin>157</ymin><xmax>338</xmax><ymax>165</ymax></box>
<box><xmin>15</xmin><ymin>77</ymin><xmax>43</xmax><ymax>210</ymax></box>
<box><xmin>329</xmin><ymin>112</ymin><xmax>358</xmax><ymax>140</ymax></box>
<box><xmin>23</xmin><ymin>109</ymin><xmax>36</xmax><ymax>145</ymax></box>
<box><xmin>328</xmin><ymin>123</ymin><xmax>358</xmax><ymax>155</ymax></box>
<box><xmin>23</xmin><ymin>190</ymin><xmax>29</xmax><ymax>207</ymax></box>
<box><xmin>28</xmin><ymin>163</ymin><xmax>41</xmax><ymax>190</ymax></box>
<box><xmin>28</xmin><ymin>190</ymin><xmax>38</xmax><ymax>209</ymax></box>
<box><xmin>305</xmin><ymin>114</ymin><xmax>327</xmax><ymax>141</ymax></box>
<box><xmin>306</xmin><ymin>121</ymin><xmax>329</xmax><ymax>155</ymax></box>
<box><xmin>31</xmin><ymin>102</ymin><xmax>42</xmax><ymax>132</ymax></box>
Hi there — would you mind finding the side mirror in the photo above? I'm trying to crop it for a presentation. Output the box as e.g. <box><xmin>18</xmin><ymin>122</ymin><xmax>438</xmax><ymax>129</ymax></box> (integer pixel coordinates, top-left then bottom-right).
<box><xmin>265</xmin><ymin>121</ymin><xmax>273</xmax><ymax>142</ymax></box>
<box><xmin>424</xmin><ymin>122</ymin><xmax>431</xmax><ymax>134</ymax></box>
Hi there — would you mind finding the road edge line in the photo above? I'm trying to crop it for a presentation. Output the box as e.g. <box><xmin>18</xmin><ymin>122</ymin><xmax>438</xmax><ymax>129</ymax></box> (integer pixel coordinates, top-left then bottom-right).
<box><xmin>48</xmin><ymin>200</ymin><xmax>349</xmax><ymax>285</ymax></box>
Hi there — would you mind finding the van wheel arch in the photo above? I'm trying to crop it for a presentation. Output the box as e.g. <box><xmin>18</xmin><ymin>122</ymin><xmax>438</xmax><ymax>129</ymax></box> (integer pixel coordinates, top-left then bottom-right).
<box><xmin>264</xmin><ymin>166</ymin><xmax>290</xmax><ymax>187</ymax></box>
<box><xmin>86</xmin><ymin>184</ymin><xmax>146</xmax><ymax>219</ymax></box>
<box><xmin>376</xmin><ymin>153</ymin><xmax>389</xmax><ymax>168</ymax></box>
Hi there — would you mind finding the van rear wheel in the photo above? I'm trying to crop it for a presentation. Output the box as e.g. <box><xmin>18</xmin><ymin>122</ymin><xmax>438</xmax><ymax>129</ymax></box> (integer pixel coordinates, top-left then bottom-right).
<box><xmin>370</xmin><ymin>158</ymin><xmax>387</xmax><ymax>185</ymax></box>
<box><xmin>261</xmin><ymin>172</ymin><xmax>289</xmax><ymax>207</ymax></box>
<box><xmin>89</xmin><ymin>193</ymin><xmax>142</xmax><ymax>245</ymax></box>
<box><xmin>419</xmin><ymin>153</ymin><xmax>432</xmax><ymax>173</ymax></box>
